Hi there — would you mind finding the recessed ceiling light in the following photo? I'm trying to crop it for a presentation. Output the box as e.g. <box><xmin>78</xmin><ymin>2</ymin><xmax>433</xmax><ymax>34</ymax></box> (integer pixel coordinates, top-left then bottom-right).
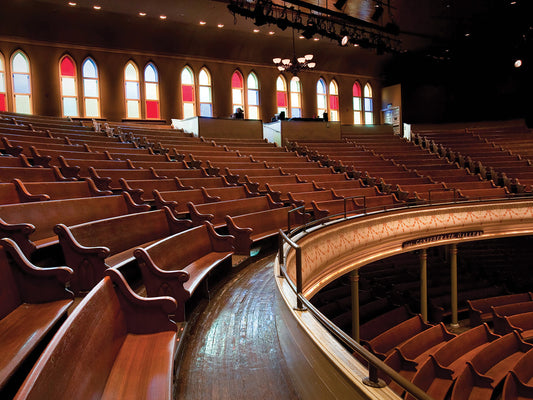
<box><xmin>253</xmin><ymin>29</ymin><xmax>260</xmax><ymax>33</ymax></box>
<box><xmin>138</xmin><ymin>12</ymin><xmax>146</xmax><ymax>16</ymax></box>
<box><xmin>269</xmin><ymin>31</ymin><xmax>275</xmax><ymax>35</ymax></box>
<box><xmin>68</xmin><ymin>2</ymin><xmax>77</xmax><ymax>6</ymax></box>
<box><xmin>313</xmin><ymin>37</ymin><xmax>320</xmax><ymax>41</ymax></box>
<box><xmin>93</xmin><ymin>5</ymin><xmax>101</xmax><ymax>10</ymax></box>
<box><xmin>510</xmin><ymin>1</ymin><xmax>517</xmax><ymax>4</ymax></box>
<box><xmin>217</xmin><ymin>24</ymin><xmax>224</xmax><ymax>28</ymax></box>
<box><xmin>514</xmin><ymin>59</ymin><xmax>522</xmax><ymax>68</ymax></box>
<box><xmin>353</xmin><ymin>43</ymin><xmax>359</xmax><ymax>47</ymax></box>
<box><xmin>160</xmin><ymin>15</ymin><xmax>167</xmax><ymax>20</ymax></box>
<box><xmin>299</xmin><ymin>35</ymin><xmax>305</xmax><ymax>39</ymax></box>
<box><xmin>199</xmin><ymin>21</ymin><xmax>206</xmax><ymax>25</ymax></box>
<box><xmin>464</xmin><ymin>32</ymin><xmax>470</xmax><ymax>37</ymax></box>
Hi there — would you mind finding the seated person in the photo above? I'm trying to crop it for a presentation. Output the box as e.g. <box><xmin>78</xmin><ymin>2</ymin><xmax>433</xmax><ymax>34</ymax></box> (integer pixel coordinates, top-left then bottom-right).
<box><xmin>232</xmin><ymin>107</ymin><xmax>244</xmax><ymax>119</ymax></box>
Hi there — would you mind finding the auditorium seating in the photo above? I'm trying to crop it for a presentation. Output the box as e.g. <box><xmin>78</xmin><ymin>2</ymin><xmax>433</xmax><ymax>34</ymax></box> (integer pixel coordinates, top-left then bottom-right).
<box><xmin>0</xmin><ymin>238</ymin><xmax>73</xmax><ymax>399</ymax></box>
<box><xmin>498</xmin><ymin>311</ymin><xmax>533</xmax><ymax>341</ymax></box>
<box><xmin>493</xmin><ymin>301</ymin><xmax>533</xmax><ymax>335</ymax></box>
<box><xmin>55</xmin><ymin>207</ymin><xmax>191</xmax><ymax>294</ymax></box>
<box><xmin>0</xmin><ymin>192</ymin><xmax>149</xmax><ymax>260</ymax></box>
<box><xmin>13</xmin><ymin>268</ymin><xmax>177</xmax><ymax>400</ymax></box>
<box><xmin>468</xmin><ymin>292</ymin><xmax>533</xmax><ymax>326</ymax></box>
<box><xmin>450</xmin><ymin>332</ymin><xmax>533</xmax><ymax>400</ymax></box>
<box><xmin>134</xmin><ymin>222</ymin><xmax>234</xmax><ymax>321</ymax></box>
<box><xmin>406</xmin><ymin>323</ymin><xmax>500</xmax><ymax>400</ymax></box>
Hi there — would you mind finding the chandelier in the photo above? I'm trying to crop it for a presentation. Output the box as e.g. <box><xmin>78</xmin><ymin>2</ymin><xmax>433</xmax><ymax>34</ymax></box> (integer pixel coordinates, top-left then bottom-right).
<box><xmin>272</xmin><ymin>29</ymin><xmax>316</xmax><ymax>75</ymax></box>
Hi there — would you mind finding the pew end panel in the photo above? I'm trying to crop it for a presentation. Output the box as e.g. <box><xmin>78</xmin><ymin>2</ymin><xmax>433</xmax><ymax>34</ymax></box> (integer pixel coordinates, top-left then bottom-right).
<box><xmin>14</xmin><ymin>269</ymin><xmax>177</xmax><ymax>400</ymax></box>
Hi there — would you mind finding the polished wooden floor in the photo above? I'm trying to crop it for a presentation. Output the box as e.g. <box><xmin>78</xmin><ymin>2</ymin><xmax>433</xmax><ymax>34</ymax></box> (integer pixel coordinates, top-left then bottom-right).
<box><xmin>176</xmin><ymin>253</ymin><xmax>300</xmax><ymax>400</ymax></box>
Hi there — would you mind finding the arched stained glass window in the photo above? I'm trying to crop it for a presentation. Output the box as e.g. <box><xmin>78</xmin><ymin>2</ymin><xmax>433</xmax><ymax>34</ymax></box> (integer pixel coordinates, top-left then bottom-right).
<box><xmin>124</xmin><ymin>61</ymin><xmax>140</xmax><ymax>118</ymax></box>
<box><xmin>231</xmin><ymin>70</ymin><xmax>244</xmax><ymax>115</ymax></box>
<box><xmin>329</xmin><ymin>80</ymin><xmax>339</xmax><ymax>122</ymax></box>
<box><xmin>290</xmin><ymin>77</ymin><xmax>301</xmax><ymax>118</ymax></box>
<box><xmin>317</xmin><ymin>78</ymin><xmax>327</xmax><ymax>118</ymax></box>
<box><xmin>181</xmin><ymin>66</ymin><xmax>195</xmax><ymax>119</ymax></box>
<box><xmin>0</xmin><ymin>53</ymin><xmax>6</xmax><ymax>112</ymax></box>
<box><xmin>59</xmin><ymin>55</ymin><xmax>78</xmax><ymax>117</ymax></box>
<box><xmin>198</xmin><ymin>68</ymin><xmax>213</xmax><ymax>117</ymax></box>
<box><xmin>352</xmin><ymin>82</ymin><xmax>362</xmax><ymax>125</ymax></box>
<box><xmin>364</xmin><ymin>83</ymin><xmax>373</xmax><ymax>124</ymax></box>
<box><xmin>276</xmin><ymin>75</ymin><xmax>287</xmax><ymax>115</ymax></box>
<box><xmin>247</xmin><ymin>72</ymin><xmax>259</xmax><ymax>120</ymax></box>
<box><xmin>11</xmin><ymin>50</ymin><xmax>32</xmax><ymax>114</ymax></box>
<box><xmin>144</xmin><ymin>63</ymin><xmax>160</xmax><ymax>119</ymax></box>
<box><xmin>82</xmin><ymin>58</ymin><xmax>100</xmax><ymax>118</ymax></box>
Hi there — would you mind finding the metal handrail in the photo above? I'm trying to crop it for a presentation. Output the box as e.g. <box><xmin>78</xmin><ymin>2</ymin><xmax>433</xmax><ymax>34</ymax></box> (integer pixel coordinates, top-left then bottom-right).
<box><xmin>287</xmin><ymin>205</ymin><xmax>307</xmax><ymax>232</ymax></box>
<box><xmin>278</xmin><ymin>229</ymin><xmax>433</xmax><ymax>400</ymax></box>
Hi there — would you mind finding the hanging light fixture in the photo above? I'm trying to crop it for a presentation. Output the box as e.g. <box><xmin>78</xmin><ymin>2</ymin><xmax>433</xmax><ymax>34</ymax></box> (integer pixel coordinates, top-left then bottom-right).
<box><xmin>272</xmin><ymin>29</ymin><xmax>316</xmax><ymax>75</ymax></box>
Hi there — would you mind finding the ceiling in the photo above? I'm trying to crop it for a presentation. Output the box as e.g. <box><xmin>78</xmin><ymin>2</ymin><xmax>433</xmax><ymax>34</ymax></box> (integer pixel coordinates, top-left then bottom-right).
<box><xmin>7</xmin><ymin>0</ymin><xmax>533</xmax><ymax>67</ymax></box>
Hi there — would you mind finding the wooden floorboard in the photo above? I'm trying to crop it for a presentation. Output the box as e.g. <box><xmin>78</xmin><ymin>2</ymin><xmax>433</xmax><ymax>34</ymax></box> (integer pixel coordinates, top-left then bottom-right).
<box><xmin>175</xmin><ymin>253</ymin><xmax>300</xmax><ymax>400</ymax></box>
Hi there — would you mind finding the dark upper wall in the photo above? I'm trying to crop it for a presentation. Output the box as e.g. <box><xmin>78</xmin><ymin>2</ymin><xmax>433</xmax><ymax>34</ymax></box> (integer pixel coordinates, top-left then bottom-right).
<box><xmin>0</xmin><ymin>0</ymin><xmax>385</xmax><ymax>123</ymax></box>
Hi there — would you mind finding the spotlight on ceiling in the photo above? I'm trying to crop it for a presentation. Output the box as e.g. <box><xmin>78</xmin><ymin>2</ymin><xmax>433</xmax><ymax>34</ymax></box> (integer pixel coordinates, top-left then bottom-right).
<box><xmin>334</xmin><ymin>0</ymin><xmax>348</xmax><ymax>10</ymax></box>
<box><xmin>514</xmin><ymin>59</ymin><xmax>523</xmax><ymax>68</ymax></box>
<box><xmin>371</xmin><ymin>3</ymin><xmax>384</xmax><ymax>21</ymax></box>
<box><xmin>340</xmin><ymin>35</ymin><xmax>349</xmax><ymax>46</ymax></box>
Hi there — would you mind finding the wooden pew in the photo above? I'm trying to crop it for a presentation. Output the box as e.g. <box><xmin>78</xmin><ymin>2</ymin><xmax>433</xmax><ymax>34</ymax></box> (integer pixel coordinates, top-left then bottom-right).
<box><xmin>188</xmin><ymin>195</ymin><xmax>283</xmax><ymax>227</ymax></box>
<box><xmin>154</xmin><ymin>189</ymin><xmax>215</xmax><ymax>217</ymax></box>
<box><xmin>13</xmin><ymin>178</ymin><xmax>112</xmax><ymax>201</ymax></box>
<box><xmin>492</xmin><ymin>301</ymin><xmax>533</xmax><ymax>335</ymax></box>
<box><xmin>0</xmin><ymin>193</ymin><xmax>149</xmax><ymax>259</ymax></box>
<box><xmin>0</xmin><ymin>182</ymin><xmax>47</xmax><ymax>204</ymax></box>
<box><xmin>134</xmin><ymin>222</ymin><xmax>234</xmax><ymax>321</ymax></box>
<box><xmin>0</xmin><ymin>238</ymin><xmax>73</xmax><ymax>399</ymax></box>
<box><xmin>13</xmin><ymin>268</ymin><xmax>177</xmax><ymax>400</ymax></box>
<box><xmin>265</xmin><ymin>182</ymin><xmax>320</xmax><ymax>202</ymax></box>
<box><xmin>359</xmin><ymin>305</ymin><xmax>414</xmax><ymax>345</ymax></box>
<box><xmin>176</xmin><ymin>176</ymin><xmax>233</xmax><ymax>189</ymax></box>
<box><xmin>407</xmin><ymin>323</ymin><xmax>500</xmax><ymax>400</ymax></box>
<box><xmin>119</xmin><ymin>178</ymin><xmax>184</xmax><ymax>203</ymax></box>
<box><xmin>0</xmin><ymin>166</ymin><xmax>71</xmax><ymax>182</ymax></box>
<box><xmin>468</xmin><ymin>292</ymin><xmax>533</xmax><ymax>326</ymax></box>
<box><xmin>201</xmin><ymin>185</ymin><xmax>257</xmax><ymax>201</ymax></box>
<box><xmin>0</xmin><ymin>154</ymin><xmax>33</xmax><ymax>168</ymax></box>
<box><xmin>225</xmin><ymin>206</ymin><xmax>308</xmax><ymax>255</ymax></box>
<box><xmin>450</xmin><ymin>332</ymin><xmax>533</xmax><ymax>400</ymax></box>
<box><xmin>58</xmin><ymin>156</ymin><xmax>134</xmax><ymax>179</ymax></box>
<box><xmin>55</xmin><ymin>207</ymin><xmax>191</xmax><ymax>294</ymax></box>
<box><xmin>89</xmin><ymin>167</ymin><xmax>166</xmax><ymax>191</ymax></box>
<box><xmin>499</xmin><ymin>311</ymin><xmax>533</xmax><ymax>341</ymax></box>
<box><xmin>365</xmin><ymin>315</ymin><xmax>433</xmax><ymax>360</ymax></box>
<box><xmin>384</xmin><ymin>324</ymin><xmax>456</xmax><ymax>396</ymax></box>
<box><xmin>501</xmin><ymin>371</ymin><xmax>533</xmax><ymax>400</ymax></box>
<box><xmin>245</xmin><ymin>174</ymin><xmax>305</xmax><ymax>193</ymax></box>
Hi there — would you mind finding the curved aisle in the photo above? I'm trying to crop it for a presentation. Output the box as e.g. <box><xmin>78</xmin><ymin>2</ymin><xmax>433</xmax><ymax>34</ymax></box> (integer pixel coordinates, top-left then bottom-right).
<box><xmin>176</xmin><ymin>254</ymin><xmax>300</xmax><ymax>400</ymax></box>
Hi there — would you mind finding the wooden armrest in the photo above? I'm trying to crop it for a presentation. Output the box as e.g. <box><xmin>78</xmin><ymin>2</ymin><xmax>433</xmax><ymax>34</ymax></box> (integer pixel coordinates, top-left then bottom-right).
<box><xmin>266</xmin><ymin>193</ymin><xmax>284</xmax><ymax>208</ymax></box>
<box><xmin>205</xmin><ymin>221</ymin><xmax>234</xmax><ymax>252</ymax></box>
<box><xmin>106</xmin><ymin>269</ymin><xmax>177</xmax><ymax>334</ymax></box>
<box><xmin>187</xmin><ymin>202</ymin><xmax>214</xmax><ymax>224</ymax></box>
<box><xmin>85</xmin><ymin>177</ymin><xmax>113</xmax><ymax>196</ymax></box>
<box><xmin>122</xmin><ymin>192</ymin><xmax>151</xmax><ymax>212</ymax></box>
<box><xmin>1</xmin><ymin>237</ymin><xmax>74</xmax><ymax>302</ymax></box>
<box><xmin>162</xmin><ymin>207</ymin><xmax>192</xmax><ymax>233</ymax></box>
<box><xmin>224</xmin><ymin>215</ymin><xmax>253</xmax><ymax>234</ymax></box>
<box><xmin>54</xmin><ymin>224</ymin><xmax>110</xmax><ymax>258</ymax></box>
<box><xmin>12</xmin><ymin>178</ymin><xmax>50</xmax><ymax>202</ymax></box>
<box><xmin>133</xmin><ymin>248</ymin><xmax>190</xmax><ymax>282</ymax></box>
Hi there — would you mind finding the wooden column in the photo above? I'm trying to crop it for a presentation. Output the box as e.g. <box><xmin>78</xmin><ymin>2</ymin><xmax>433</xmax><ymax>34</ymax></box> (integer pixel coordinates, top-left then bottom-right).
<box><xmin>450</xmin><ymin>244</ymin><xmax>459</xmax><ymax>328</ymax></box>
<box><xmin>420</xmin><ymin>249</ymin><xmax>428</xmax><ymax>322</ymax></box>
<box><xmin>350</xmin><ymin>269</ymin><xmax>360</xmax><ymax>343</ymax></box>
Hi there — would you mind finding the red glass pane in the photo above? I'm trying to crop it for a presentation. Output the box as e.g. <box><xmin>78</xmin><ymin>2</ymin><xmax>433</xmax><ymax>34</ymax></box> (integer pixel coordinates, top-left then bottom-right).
<box><xmin>231</xmin><ymin>72</ymin><xmax>243</xmax><ymax>88</ymax></box>
<box><xmin>277</xmin><ymin>92</ymin><xmax>287</xmax><ymax>107</ymax></box>
<box><xmin>353</xmin><ymin>83</ymin><xmax>361</xmax><ymax>97</ymax></box>
<box><xmin>146</xmin><ymin>100</ymin><xmax>160</xmax><ymax>119</ymax></box>
<box><xmin>182</xmin><ymin>85</ymin><xmax>194</xmax><ymax>102</ymax></box>
<box><xmin>0</xmin><ymin>94</ymin><xmax>6</xmax><ymax>111</ymax></box>
<box><xmin>330</xmin><ymin>95</ymin><xmax>339</xmax><ymax>110</ymax></box>
<box><xmin>60</xmin><ymin>57</ymin><xmax>76</xmax><ymax>77</ymax></box>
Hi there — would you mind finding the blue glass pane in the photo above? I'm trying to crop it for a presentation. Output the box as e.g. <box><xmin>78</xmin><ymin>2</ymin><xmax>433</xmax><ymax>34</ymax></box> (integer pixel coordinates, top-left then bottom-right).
<box><xmin>144</xmin><ymin>64</ymin><xmax>158</xmax><ymax>82</ymax></box>
<box><xmin>126</xmin><ymin>82</ymin><xmax>139</xmax><ymax>100</ymax></box>
<box><xmin>292</xmin><ymin>108</ymin><xmax>301</xmax><ymax>118</ymax></box>
<box><xmin>317</xmin><ymin>79</ymin><xmax>326</xmax><ymax>94</ymax></box>
<box><xmin>13</xmin><ymin>74</ymin><xmax>30</xmax><ymax>94</ymax></box>
<box><xmin>0</xmin><ymin>72</ymin><xmax>5</xmax><ymax>92</ymax></box>
<box><xmin>82</xmin><ymin>59</ymin><xmax>97</xmax><ymax>78</ymax></box>
<box><xmin>364</xmin><ymin>98</ymin><xmax>373</xmax><ymax>111</ymax></box>
<box><xmin>200</xmin><ymin>103</ymin><xmax>212</xmax><ymax>117</ymax></box>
